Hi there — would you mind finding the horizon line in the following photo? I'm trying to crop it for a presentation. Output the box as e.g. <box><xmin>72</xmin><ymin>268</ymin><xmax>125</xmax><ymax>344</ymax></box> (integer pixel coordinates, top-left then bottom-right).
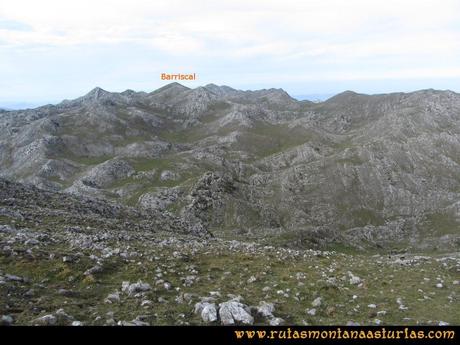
<box><xmin>1</xmin><ymin>83</ymin><xmax>458</xmax><ymax>111</ymax></box>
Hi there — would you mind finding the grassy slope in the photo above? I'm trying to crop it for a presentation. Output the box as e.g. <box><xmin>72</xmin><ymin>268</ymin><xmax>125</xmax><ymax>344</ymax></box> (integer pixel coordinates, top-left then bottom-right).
<box><xmin>0</xmin><ymin>213</ymin><xmax>458</xmax><ymax>325</ymax></box>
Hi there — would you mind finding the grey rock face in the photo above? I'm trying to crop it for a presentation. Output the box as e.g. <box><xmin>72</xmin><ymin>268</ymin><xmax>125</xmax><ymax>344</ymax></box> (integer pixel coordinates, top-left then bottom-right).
<box><xmin>66</xmin><ymin>158</ymin><xmax>134</xmax><ymax>197</ymax></box>
<box><xmin>139</xmin><ymin>187</ymin><xmax>182</xmax><ymax>211</ymax></box>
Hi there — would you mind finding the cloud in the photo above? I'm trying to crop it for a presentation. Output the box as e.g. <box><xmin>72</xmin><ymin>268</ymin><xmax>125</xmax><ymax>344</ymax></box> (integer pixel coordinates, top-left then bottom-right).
<box><xmin>0</xmin><ymin>0</ymin><xmax>459</xmax><ymax>102</ymax></box>
<box><xmin>1</xmin><ymin>0</ymin><xmax>459</xmax><ymax>58</ymax></box>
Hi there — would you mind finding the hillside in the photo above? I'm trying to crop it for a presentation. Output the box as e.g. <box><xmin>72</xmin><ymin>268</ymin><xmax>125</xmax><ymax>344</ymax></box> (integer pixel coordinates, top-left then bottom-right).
<box><xmin>0</xmin><ymin>84</ymin><xmax>459</xmax><ymax>251</ymax></box>
<box><xmin>0</xmin><ymin>178</ymin><xmax>458</xmax><ymax>325</ymax></box>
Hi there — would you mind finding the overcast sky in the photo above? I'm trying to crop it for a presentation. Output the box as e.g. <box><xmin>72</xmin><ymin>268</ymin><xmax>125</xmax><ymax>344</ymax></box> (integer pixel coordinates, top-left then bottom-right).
<box><xmin>1</xmin><ymin>0</ymin><xmax>460</xmax><ymax>105</ymax></box>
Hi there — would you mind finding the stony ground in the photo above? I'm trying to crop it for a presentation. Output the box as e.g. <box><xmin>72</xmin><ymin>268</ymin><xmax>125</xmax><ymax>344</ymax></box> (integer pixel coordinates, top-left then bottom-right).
<box><xmin>0</xmin><ymin>178</ymin><xmax>459</xmax><ymax>326</ymax></box>
<box><xmin>1</xmin><ymin>220</ymin><xmax>459</xmax><ymax>326</ymax></box>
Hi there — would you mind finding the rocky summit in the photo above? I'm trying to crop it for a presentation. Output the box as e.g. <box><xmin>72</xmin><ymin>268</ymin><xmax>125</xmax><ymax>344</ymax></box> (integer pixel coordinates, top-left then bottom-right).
<box><xmin>0</xmin><ymin>84</ymin><xmax>459</xmax><ymax>325</ymax></box>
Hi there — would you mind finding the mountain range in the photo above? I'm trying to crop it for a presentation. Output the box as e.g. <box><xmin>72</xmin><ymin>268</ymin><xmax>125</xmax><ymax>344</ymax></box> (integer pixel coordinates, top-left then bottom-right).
<box><xmin>1</xmin><ymin>83</ymin><xmax>459</xmax><ymax>251</ymax></box>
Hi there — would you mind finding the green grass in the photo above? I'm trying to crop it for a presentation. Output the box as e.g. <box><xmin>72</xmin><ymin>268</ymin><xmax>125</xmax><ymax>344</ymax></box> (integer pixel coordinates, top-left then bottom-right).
<box><xmin>1</xmin><ymin>233</ymin><xmax>458</xmax><ymax>325</ymax></box>
<box><xmin>125</xmin><ymin>187</ymin><xmax>153</xmax><ymax>207</ymax></box>
<box><xmin>116</xmin><ymin>135</ymin><xmax>153</xmax><ymax>146</ymax></box>
<box><xmin>159</xmin><ymin>127</ymin><xmax>207</xmax><ymax>143</ymax></box>
<box><xmin>337</xmin><ymin>156</ymin><xmax>365</xmax><ymax>165</ymax></box>
<box><xmin>421</xmin><ymin>212</ymin><xmax>460</xmax><ymax>236</ymax></box>
<box><xmin>217</xmin><ymin>122</ymin><xmax>318</xmax><ymax>160</ymax></box>
<box><xmin>48</xmin><ymin>176</ymin><xmax>64</xmax><ymax>183</ymax></box>
<box><xmin>332</xmin><ymin>138</ymin><xmax>356</xmax><ymax>151</ymax></box>
<box><xmin>350</xmin><ymin>209</ymin><xmax>386</xmax><ymax>227</ymax></box>
<box><xmin>130</xmin><ymin>158</ymin><xmax>174</xmax><ymax>172</ymax></box>
<box><xmin>69</xmin><ymin>155</ymin><xmax>113</xmax><ymax>166</ymax></box>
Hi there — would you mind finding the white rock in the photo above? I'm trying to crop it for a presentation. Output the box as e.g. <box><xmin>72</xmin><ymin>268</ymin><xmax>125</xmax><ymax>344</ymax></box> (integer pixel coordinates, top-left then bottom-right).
<box><xmin>439</xmin><ymin>321</ymin><xmax>449</xmax><ymax>326</ymax></box>
<box><xmin>219</xmin><ymin>300</ymin><xmax>254</xmax><ymax>325</ymax></box>
<box><xmin>5</xmin><ymin>274</ymin><xmax>23</xmax><ymax>282</ymax></box>
<box><xmin>121</xmin><ymin>281</ymin><xmax>130</xmax><ymax>292</ymax></box>
<box><xmin>132</xmin><ymin>319</ymin><xmax>150</xmax><ymax>326</ymax></box>
<box><xmin>105</xmin><ymin>319</ymin><xmax>116</xmax><ymax>326</ymax></box>
<box><xmin>55</xmin><ymin>308</ymin><xmax>74</xmax><ymax>322</ymax></box>
<box><xmin>312</xmin><ymin>297</ymin><xmax>322</xmax><ymax>307</ymax></box>
<box><xmin>160</xmin><ymin>170</ymin><xmax>179</xmax><ymax>181</ymax></box>
<box><xmin>306</xmin><ymin>308</ymin><xmax>317</xmax><ymax>316</ymax></box>
<box><xmin>349</xmin><ymin>276</ymin><xmax>361</xmax><ymax>285</ymax></box>
<box><xmin>247</xmin><ymin>276</ymin><xmax>257</xmax><ymax>284</ymax></box>
<box><xmin>71</xmin><ymin>321</ymin><xmax>83</xmax><ymax>326</ymax></box>
<box><xmin>436</xmin><ymin>283</ymin><xmax>443</xmax><ymax>288</ymax></box>
<box><xmin>84</xmin><ymin>265</ymin><xmax>103</xmax><ymax>276</ymax></box>
<box><xmin>117</xmin><ymin>320</ymin><xmax>135</xmax><ymax>326</ymax></box>
<box><xmin>141</xmin><ymin>300</ymin><xmax>152</xmax><ymax>307</ymax></box>
<box><xmin>256</xmin><ymin>301</ymin><xmax>275</xmax><ymax>318</ymax></box>
<box><xmin>1</xmin><ymin>315</ymin><xmax>13</xmax><ymax>325</ymax></box>
<box><xmin>346</xmin><ymin>321</ymin><xmax>360</xmax><ymax>326</ymax></box>
<box><xmin>194</xmin><ymin>302</ymin><xmax>218</xmax><ymax>323</ymax></box>
<box><xmin>33</xmin><ymin>314</ymin><xmax>57</xmax><ymax>325</ymax></box>
<box><xmin>125</xmin><ymin>281</ymin><xmax>151</xmax><ymax>295</ymax></box>
<box><xmin>368</xmin><ymin>304</ymin><xmax>377</xmax><ymax>309</ymax></box>
<box><xmin>269</xmin><ymin>317</ymin><xmax>285</xmax><ymax>326</ymax></box>
<box><xmin>105</xmin><ymin>291</ymin><xmax>120</xmax><ymax>303</ymax></box>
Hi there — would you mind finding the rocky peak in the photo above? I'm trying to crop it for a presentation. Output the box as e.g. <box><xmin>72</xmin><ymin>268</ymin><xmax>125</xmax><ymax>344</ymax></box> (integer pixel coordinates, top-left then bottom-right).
<box><xmin>204</xmin><ymin>84</ymin><xmax>237</xmax><ymax>97</ymax></box>
<box><xmin>84</xmin><ymin>87</ymin><xmax>110</xmax><ymax>101</ymax></box>
<box><xmin>58</xmin><ymin>87</ymin><xmax>123</xmax><ymax>108</ymax></box>
<box><xmin>120</xmin><ymin>89</ymin><xmax>137</xmax><ymax>97</ymax></box>
<box><xmin>148</xmin><ymin>83</ymin><xmax>191</xmax><ymax>105</ymax></box>
<box><xmin>189</xmin><ymin>86</ymin><xmax>218</xmax><ymax>97</ymax></box>
<box><xmin>405</xmin><ymin>88</ymin><xmax>460</xmax><ymax>102</ymax></box>
<box><xmin>323</xmin><ymin>90</ymin><xmax>361</xmax><ymax>103</ymax></box>
<box><xmin>152</xmin><ymin>82</ymin><xmax>190</xmax><ymax>95</ymax></box>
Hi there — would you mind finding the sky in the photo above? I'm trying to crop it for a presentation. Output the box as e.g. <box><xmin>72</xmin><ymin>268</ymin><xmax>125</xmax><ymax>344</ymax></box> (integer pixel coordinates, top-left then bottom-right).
<box><xmin>1</xmin><ymin>0</ymin><xmax>460</xmax><ymax>107</ymax></box>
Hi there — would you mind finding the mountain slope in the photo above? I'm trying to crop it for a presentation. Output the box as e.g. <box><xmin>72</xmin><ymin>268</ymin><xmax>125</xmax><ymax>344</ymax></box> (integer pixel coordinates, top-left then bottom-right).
<box><xmin>0</xmin><ymin>177</ymin><xmax>459</xmax><ymax>325</ymax></box>
<box><xmin>1</xmin><ymin>85</ymin><xmax>459</xmax><ymax>251</ymax></box>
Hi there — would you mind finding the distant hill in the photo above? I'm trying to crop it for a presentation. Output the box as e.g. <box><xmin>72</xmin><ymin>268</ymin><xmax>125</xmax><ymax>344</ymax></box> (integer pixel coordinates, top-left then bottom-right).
<box><xmin>0</xmin><ymin>101</ymin><xmax>55</xmax><ymax>110</ymax></box>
